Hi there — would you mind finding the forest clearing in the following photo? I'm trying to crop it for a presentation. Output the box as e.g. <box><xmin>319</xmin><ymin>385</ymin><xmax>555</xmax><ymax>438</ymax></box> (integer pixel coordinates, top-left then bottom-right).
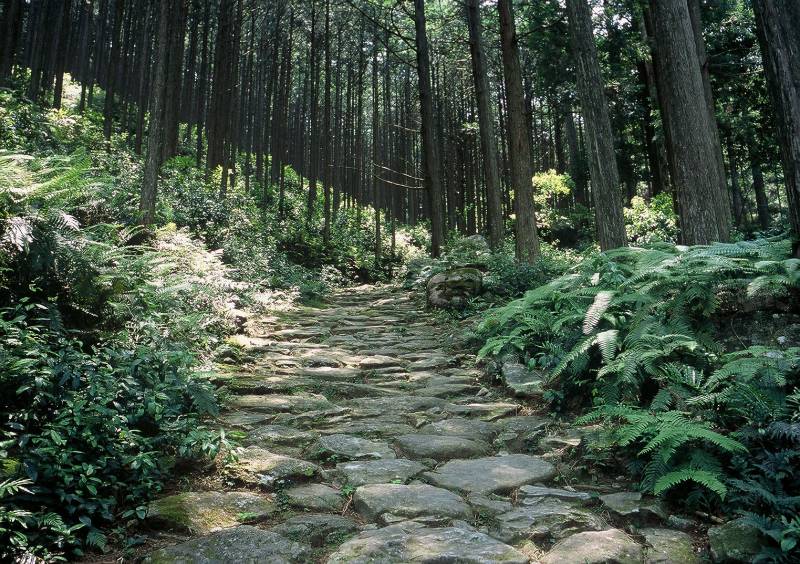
<box><xmin>1</xmin><ymin>0</ymin><xmax>799</xmax><ymax>562</ymax></box>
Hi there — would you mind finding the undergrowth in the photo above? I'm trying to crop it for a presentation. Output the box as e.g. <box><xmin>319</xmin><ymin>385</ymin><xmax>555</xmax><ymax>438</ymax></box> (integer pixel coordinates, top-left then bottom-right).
<box><xmin>478</xmin><ymin>238</ymin><xmax>800</xmax><ymax>560</ymax></box>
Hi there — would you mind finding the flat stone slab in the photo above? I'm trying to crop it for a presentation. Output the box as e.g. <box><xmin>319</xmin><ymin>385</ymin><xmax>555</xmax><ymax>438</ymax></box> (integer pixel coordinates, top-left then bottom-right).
<box><xmin>414</xmin><ymin>383</ymin><xmax>480</xmax><ymax>398</ymax></box>
<box><xmin>492</xmin><ymin>415</ymin><xmax>549</xmax><ymax>452</ymax></box>
<box><xmin>467</xmin><ymin>494</ymin><xmax>513</xmax><ymax>517</ymax></box>
<box><xmin>419</xmin><ymin>417</ymin><xmax>496</xmax><ymax>443</ymax></box>
<box><xmin>600</xmin><ymin>491</ymin><xmax>667</xmax><ymax>524</ymax></box>
<box><xmin>353</xmin><ymin>484</ymin><xmax>471</xmax><ymax>524</ymax></box>
<box><xmin>327</xmin><ymin>525</ymin><xmax>528</xmax><ymax>564</ymax></box>
<box><xmin>345</xmin><ymin>396</ymin><xmax>447</xmax><ymax>417</ymax></box>
<box><xmin>144</xmin><ymin>526</ymin><xmax>310</xmax><ymax>563</ymax></box>
<box><xmin>285</xmin><ymin>484</ymin><xmax>343</xmax><ymax>512</ymax></box>
<box><xmin>500</xmin><ymin>361</ymin><xmax>545</xmax><ymax>398</ymax></box>
<box><xmin>408</xmin><ymin>356</ymin><xmax>451</xmax><ymax>370</ymax></box>
<box><xmin>359</xmin><ymin>355</ymin><xmax>405</xmax><ymax>369</ymax></box>
<box><xmin>236</xmin><ymin>447</ymin><xmax>320</xmax><ymax>487</ymax></box>
<box><xmin>318</xmin><ymin>418</ymin><xmax>415</xmax><ymax>439</ymax></box>
<box><xmin>642</xmin><ymin>528</ymin><xmax>699</xmax><ymax>563</ymax></box>
<box><xmin>519</xmin><ymin>484</ymin><xmax>592</xmax><ymax>502</ymax></box>
<box><xmin>489</xmin><ymin>497</ymin><xmax>606</xmax><ymax>543</ymax></box>
<box><xmin>335</xmin><ymin>459</ymin><xmax>426</xmax><ymax>487</ymax></box>
<box><xmin>394</xmin><ymin>434</ymin><xmax>491</xmax><ymax>461</ymax></box>
<box><xmin>422</xmin><ymin>454</ymin><xmax>556</xmax><ymax>494</ymax></box>
<box><xmin>218</xmin><ymin>411</ymin><xmax>272</xmax><ymax>429</ymax></box>
<box><xmin>146</xmin><ymin>491</ymin><xmax>276</xmax><ymax>534</ymax></box>
<box><xmin>228</xmin><ymin>393</ymin><xmax>333</xmax><ymax>414</ymax></box>
<box><xmin>243</xmin><ymin>425</ymin><xmax>319</xmax><ymax>448</ymax></box>
<box><xmin>272</xmin><ymin>514</ymin><xmax>360</xmax><ymax>548</ymax></box>
<box><xmin>308</xmin><ymin>434</ymin><xmax>396</xmax><ymax>461</ymax></box>
<box><xmin>444</xmin><ymin>402</ymin><xmax>519</xmax><ymax>420</ymax></box>
<box><xmin>540</xmin><ymin>529</ymin><xmax>644</xmax><ymax>564</ymax></box>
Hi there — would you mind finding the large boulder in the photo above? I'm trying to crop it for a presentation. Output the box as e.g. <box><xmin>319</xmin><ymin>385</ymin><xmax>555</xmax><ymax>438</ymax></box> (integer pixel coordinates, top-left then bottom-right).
<box><xmin>426</xmin><ymin>268</ymin><xmax>483</xmax><ymax>309</ymax></box>
<box><xmin>708</xmin><ymin>518</ymin><xmax>762</xmax><ymax>562</ymax></box>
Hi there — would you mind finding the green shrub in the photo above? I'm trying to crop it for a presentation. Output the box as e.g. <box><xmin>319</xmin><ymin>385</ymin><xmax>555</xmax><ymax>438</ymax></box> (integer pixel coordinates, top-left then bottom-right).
<box><xmin>478</xmin><ymin>237</ymin><xmax>800</xmax><ymax>558</ymax></box>
<box><xmin>624</xmin><ymin>193</ymin><xmax>678</xmax><ymax>245</ymax></box>
<box><xmin>0</xmin><ymin>303</ymin><xmax>225</xmax><ymax>559</ymax></box>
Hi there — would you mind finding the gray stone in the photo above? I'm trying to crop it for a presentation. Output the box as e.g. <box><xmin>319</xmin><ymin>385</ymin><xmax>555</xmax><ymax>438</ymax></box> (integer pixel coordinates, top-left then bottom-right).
<box><xmin>708</xmin><ymin>518</ymin><xmax>761</xmax><ymax>563</ymax></box>
<box><xmin>346</xmin><ymin>396</ymin><xmax>448</xmax><ymax>417</ymax></box>
<box><xmin>360</xmin><ymin>355</ymin><xmax>404</xmax><ymax>369</ymax></box>
<box><xmin>243</xmin><ymin>425</ymin><xmax>318</xmax><ymax>448</ymax></box>
<box><xmin>272</xmin><ymin>514</ymin><xmax>360</xmax><ymax>547</ymax></box>
<box><xmin>146</xmin><ymin>491</ymin><xmax>276</xmax><ymax>534</ymax></box>
<box><xmin>489</xmin><ymin>497</ymin><xmax>606</xmax><ymax>543</ymax></box>
<box><xmin>444</xmin><ymin>401</ymin><xmax>519</xmax><ymax>420</ymax></box>
<box><xmin>228</xmin><ymin>393</ymin><xmax>332</xmax><ymax>414</ymax></box>
<box><xmin>422</xmin><ymin>454</ymin><xmax>556</xmax><ymax>495</ymax></box>
<box><xmin>353</xmin><ymin>483</ymin><xmax>471</xmax><ymax>524</ymax></box>
<box><xmin>308</xmin><ymin>434</ymin><xmax>396</xmax><ymax>461</ymax></box>
<box><xmin>467</xmin><ymin>494</ymin><xmax>513</xmax><ymax>517</ymax></box>
<box><xmin>218</xmin><ymin>411</ymin><xmax>271</xmax><ymax>429</ymax></box>
<box><xmin>284</xmin><ymin>484</ymin><xmax>343</xmax><ymax>512</ymax></box>
<box><xmin>427</xmin><ymin>268</ymin><xmax>483</xmax><ymax>309</ymax></box>
<box><xmin>394</xmin><ymin>434</ymin><xmax>492</xmax><ymax>461</ymax></box>
<box><xmin>335</xmin><ymin>459</ymin><xmax>426</xmax><ymax>487</ymax></box>
<box><xmin>419</xmin><ymin>417</ymin><xmax>496</xmax><ymax>443</ymax></box>
<box><xmin>318</xmin><ymin>417</ymin><xmax>415</xmax><ymax>438</ymax></box>
<box><xmin>327</xmin><ymin>525</ymin><xmax>528</xmax><ymax>564</ymax></box>
<box><xmin>600</xmin><ymin>491</ymin><xmax>667</xmax><ymax>524</ymax></box>
<box><xmin>408</xmin><ymin>356</ymin><xmax>452</xmax><ymax>371</ymax></box>
<box><xmin>500</xmin><ymin>361</ymin><xmax>545</xmax><ymax>398</ymax></box>
<box><xmin>493</xmin><ymin>415</ymin><xmax>549</xmax><ymax>452</ymax></box>
<box><xmin>539</xmin><ymin>428</ymin><xmax>584</xmax><ymax>451</ymax></box>
<box><xmin>144</xmin><ymin>526</ymin><xmax>310</xmax><ymax>564</ymax></box>
<box><xmin>540</xmin><ymin>529</ymin><xmax>644</xmax><ymax>564</ymax></box>
<box><xmin>519</xmin><ymin>484</ymin><xmax>592</xmax><ymax>502</ymax></box>
<box><xmin>642</xmin><ymin>528</ymin><xmax>699</xmax><ymax>563</ymax></box>
<box><xmin>236</xmin><ymin>447</ymin><xmax>320</xmax><ymax>487</ymax></box>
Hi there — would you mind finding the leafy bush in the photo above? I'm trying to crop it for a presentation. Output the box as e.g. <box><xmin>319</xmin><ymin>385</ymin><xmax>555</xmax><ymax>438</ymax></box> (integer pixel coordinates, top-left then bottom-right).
<box><xmin>478</xmin><ymin>238</ymin><xmax>800</xmax><ymax>557</ymax></box>
<box><xmin>0</xmin><ymin>303</ymin><xmax>224</xmax><ymax>560</ymax></box>
<box><xmin>624</xmin><ymin>193</ymin><xmax>678</xmax><ymax>245</ymax></box>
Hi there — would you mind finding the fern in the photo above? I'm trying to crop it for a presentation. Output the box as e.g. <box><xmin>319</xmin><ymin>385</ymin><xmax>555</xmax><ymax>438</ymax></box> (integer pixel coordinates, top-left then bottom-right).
<box><xmin>654</xmin><ymin>468</ymin><xmax>728</xmax><ymax>498</ymax></box>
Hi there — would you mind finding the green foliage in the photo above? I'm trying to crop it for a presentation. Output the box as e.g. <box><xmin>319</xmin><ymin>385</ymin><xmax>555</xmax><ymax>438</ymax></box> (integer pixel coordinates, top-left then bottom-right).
<box><xmin>478</xmin><ymin>237</ymin><xmax>800</xmax><ymax>527</ymax></box>
<box><xmin>0</xmin><ymin>302</ymin><xmax>228</xmax><ymax>559</ymax></box>
<box><xmin>624</xmin><ymin>194</ymin><xmax>678</xmax><ymax>245</ymax></box>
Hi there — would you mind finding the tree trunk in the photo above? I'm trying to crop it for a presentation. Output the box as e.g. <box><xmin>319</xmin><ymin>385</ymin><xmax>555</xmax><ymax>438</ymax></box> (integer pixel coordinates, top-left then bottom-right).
<box><xmin>649</xmin><ymin>0</ymin><xmax>731</xmax><ymax>245</ymax></box>
<box><xmin>749</xmin><ymin>149</ymin><xmax>771</xmax><ymax>230</ymax></box>
<box><xmin>140</xmin><ymin>0</ymin><xmax>174</xmax><ymax>225</ymax></box>
<box><xmin>465</xmin><ymin>0</ymin><xmax>504</xmax><ymax>249</ymax></box>
<box><xmin>414</xmin><ymin>0</ymin><xmax>445</xmax><ymax>258</ymax></box>
<box><xmin>498</xmin><ymin>0</ymin><xmax>540</xmax><ymax>263</ymax></box>
<box><xmin>752</xmin><ymin>0</ymin><xmax>800</xmax><ymax>252</ymax></box>
<box><xmin>566</xmin><ymin>0</ymin><xmax>627</xmax><ymax>250</ymax></box>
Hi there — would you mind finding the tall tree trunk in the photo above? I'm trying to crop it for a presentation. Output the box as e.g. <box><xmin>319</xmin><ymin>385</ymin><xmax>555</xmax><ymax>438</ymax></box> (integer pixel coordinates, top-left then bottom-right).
<box><xmin>414</xmin><ymin>0</ymin><xmax>445</xmax><ymax>258</ymax></box>
<box><xmin>649</xmin><ymin>0</ymin><xmax>731</xmax><ymax>245</ymax></box>
<box><xmin>566</xmin><ymin>0</ymin><xmax>627</xmax><ymax>250</ymax></box>
<box><xmin>465</xmin><ymin>0</ymin><xmax>504</xmax><ymax>249</ymax></box>
<box><xmin>0</xmin><ymin>0</ymin><xmax>23</xmax><ymax>83</ymax></box>
<box><xmin>750</xmin><ymin>148</ymin><xmax>771</xmax><ymax>230</ymax></box>
<box><xmin>752</xmin><ymin>0</ymin><xmax>800</xmax><ymax>252</ymax></box>
<box><xmin>103</xmin><ymin>0</ymin><xmax>124</xmax><ymax>142</ymax></box>
<box><xmin>140</xmin><ymin>0</ymin><xmax>174</xmax><ymax>225</ymax></box>
<box><xmin>498</xmin><ymin>0</ymin><xmax>540</xmax><ymax>263</ymax></box>
<box><xmin>726</xmin><ymin>134</ymin><xmax>744</xmax><ymax>227</ymax></box>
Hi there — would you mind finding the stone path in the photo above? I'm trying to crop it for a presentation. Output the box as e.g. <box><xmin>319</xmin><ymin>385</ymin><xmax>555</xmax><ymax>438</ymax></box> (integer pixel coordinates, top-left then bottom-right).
<box><xmin>143</xmin><ymin>285</ymin><xmax>699</xmax><ymax>563</ymax></box>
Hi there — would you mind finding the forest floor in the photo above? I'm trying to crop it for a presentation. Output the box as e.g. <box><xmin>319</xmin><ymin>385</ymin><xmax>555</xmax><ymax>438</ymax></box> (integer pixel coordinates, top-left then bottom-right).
<box><xmin>135</xmin><ymin>284</ymin><xmax>700</xmax><ymax>563</ymax></box>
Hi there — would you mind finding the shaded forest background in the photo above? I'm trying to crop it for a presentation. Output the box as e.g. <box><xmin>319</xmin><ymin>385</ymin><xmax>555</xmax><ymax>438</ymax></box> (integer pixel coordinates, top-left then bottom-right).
<box><xmin>1</xmin><ymin>0</ymin><xmax>800</xmax><ymax>561</ymax></box>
